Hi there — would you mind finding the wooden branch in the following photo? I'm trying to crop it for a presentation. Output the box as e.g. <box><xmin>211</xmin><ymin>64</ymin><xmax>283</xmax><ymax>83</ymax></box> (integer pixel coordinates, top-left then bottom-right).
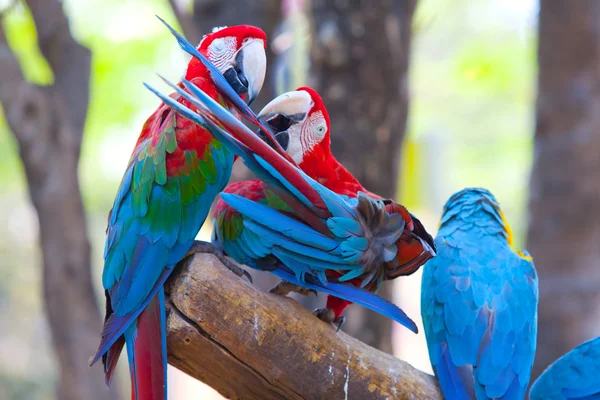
<box><xmin>166</xmin><ymin>253</ymin><xmax>442</xmax><ymax>400</ymax></box>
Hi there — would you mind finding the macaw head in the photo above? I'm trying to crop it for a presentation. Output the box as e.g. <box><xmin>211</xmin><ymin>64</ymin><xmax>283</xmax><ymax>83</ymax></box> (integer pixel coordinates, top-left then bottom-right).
<box><xmin>185</xmin><ymin>25</ymin><xmax>267</xmax><ymax>105</ymax></box>
<box><xmin>439</xmin><ymin>188</ymin><xmax>514</xmax><ymax>246</ymax></box>
<box><xmin>257</xmin><ymin>87</ymin><xmax>331</xmax><ymax>165</ymax></box>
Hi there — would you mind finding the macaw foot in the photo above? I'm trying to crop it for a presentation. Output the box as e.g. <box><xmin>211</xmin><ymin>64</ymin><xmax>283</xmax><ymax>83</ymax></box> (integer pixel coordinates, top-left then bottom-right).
<box><xmin>269</xmin><ymin>280</ymin><xmax>317</xmax><ymax>297</ymax></box>
<box><xmin>313</xmin><ymin>308</ymin><xmax>346</xmax><ymax>332</ymax></box>
<box><xmin>185</xmin><ymin>241</ymin><xmax>252</xmax><ymax>283</ymax></box>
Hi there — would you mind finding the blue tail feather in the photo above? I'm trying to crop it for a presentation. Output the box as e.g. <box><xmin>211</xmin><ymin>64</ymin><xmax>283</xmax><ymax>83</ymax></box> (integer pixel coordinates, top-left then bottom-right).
<box><xmin>90</xmin><ymin>267</ymin><xmax>172</xmax><ymax>367</ymax></box>
<box><xmin>124</xmin><ymin>325</ymin><xmax>139</xmax><ymax>399</ymax></box>
<box><xmin>221</xmin><ymin>193</ymin><xmax>337</xmax><ymax>251</ymax></box>
<box><xmin>270</xmin><ymin>262</ymin><xmax>418</xmax><ymax>333</ymax></box>
<box><xmin>434</xmin><ymin>346</ymin><xmax>476</xmax><ymax>400</ymax></box>
<box><xmin>158</xmin><ymin>287</ymin><xmax>168</xmax><ymax>400</ymax></box>
<box><xmin>271</xmin><ymin>245</ymin><xmax>358</xmax><ymax>272</ymax></box>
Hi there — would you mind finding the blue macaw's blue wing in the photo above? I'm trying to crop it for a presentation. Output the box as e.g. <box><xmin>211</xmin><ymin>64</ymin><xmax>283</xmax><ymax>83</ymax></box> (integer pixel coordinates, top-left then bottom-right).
<box><xmin>421</xmin><ymin>233</ymin><xmax>538</xmax><ymax>400</ymax></box>
<box><xmin>530</xmin><ymin>336</ymin><xmax>600</xmax><ymax>400</ymax></box>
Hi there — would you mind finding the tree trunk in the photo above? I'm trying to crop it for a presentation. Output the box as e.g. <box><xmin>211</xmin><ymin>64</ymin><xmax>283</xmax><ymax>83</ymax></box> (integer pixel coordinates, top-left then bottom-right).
<box><xmin>0</xmin><ymin>1</ymin><xmax>118</xmax><ymax>399</ymax></box>
<box><xmin>529</xmin><ymin>0</ymin><xmax>600</xmax><ymax>379</ymax></box>
<box><xmin>309</xmin><ymin>0</ymin><xmax>417</xmax><ymax>352</ymax></box>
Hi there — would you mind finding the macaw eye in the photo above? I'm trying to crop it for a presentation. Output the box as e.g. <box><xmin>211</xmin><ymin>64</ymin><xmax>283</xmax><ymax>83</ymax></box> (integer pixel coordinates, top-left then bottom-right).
<box><xmin>212</xmin><ymin>39</ymin><xmax>225</xmax><ymax>51</ymax></box>
<box><xmin>315</xmin><ymin>125</ymin><xmax>326</xmax><ymax>135</ymax></box>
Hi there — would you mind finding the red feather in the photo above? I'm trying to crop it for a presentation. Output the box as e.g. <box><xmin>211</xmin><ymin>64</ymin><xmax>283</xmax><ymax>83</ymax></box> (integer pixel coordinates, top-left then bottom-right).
<box><xmin>287</xmin><ymin>88</ymin><xmax>433</xmax><ymax>317</ymax></box>
<box><xmin>132</xmin><ymin>295</ymin><xmax>165</xmax><ymax>400</ymax></box>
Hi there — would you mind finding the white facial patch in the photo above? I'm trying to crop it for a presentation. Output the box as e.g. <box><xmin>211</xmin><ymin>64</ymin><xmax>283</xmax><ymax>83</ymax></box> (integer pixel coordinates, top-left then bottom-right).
<box><xmin>287</xmin><ymin>110</ymin><xmax>328</xmax><ymax>164</ymax></box>
<box><xmin>207</xmin><ymin>37</ymin><xmax>237</xmax><ymax>73</ymax></box>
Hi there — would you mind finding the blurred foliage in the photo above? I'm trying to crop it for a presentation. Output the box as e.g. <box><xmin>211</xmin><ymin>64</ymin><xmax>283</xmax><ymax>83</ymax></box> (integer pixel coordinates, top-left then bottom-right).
<box><xmin>403</xmin><ymin>0</ymin><xmax>536</xmax><ymax>246</ymax></box>
<box><xmin>0</xmin><ymin>0</ymin><xmax>537</xmax><ymax>398</ymax></box>
<box><xmin>0</xmin><ymin>0</ymin><xmax>189</xmax><ymax>398</ymax></box>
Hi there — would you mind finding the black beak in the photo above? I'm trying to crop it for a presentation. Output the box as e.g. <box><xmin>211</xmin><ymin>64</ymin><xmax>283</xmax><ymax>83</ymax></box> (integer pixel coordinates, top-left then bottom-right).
<box><xmin>255</xmin><ymin>127</ymin><xmax>290</xmax><ymax>151</ymax></box>
<box><xmin>256</xmin><ymin>113</ymin><xmax>294</xmax><ymax>151</ymax></box>
<box><xmin>223</xmin><ymin>51</ymin><xmax>248</xmax><ymax>98</ymax></box>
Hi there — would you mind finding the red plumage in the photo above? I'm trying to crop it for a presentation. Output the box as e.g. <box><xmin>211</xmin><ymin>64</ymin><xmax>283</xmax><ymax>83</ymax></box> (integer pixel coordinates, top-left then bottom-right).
<box><xmin>271</xmin><ymin>87</ymin><xmax>433</xmax><ymax>319</ymax></box>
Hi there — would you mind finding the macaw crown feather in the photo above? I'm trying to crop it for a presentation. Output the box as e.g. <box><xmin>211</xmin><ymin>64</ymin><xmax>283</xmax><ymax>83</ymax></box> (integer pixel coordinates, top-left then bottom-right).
<box><xmin>440</xmin><ymin>187</ymin><xmax>514</xmax><ymax>245</ymax></box>
<box><xmin>444</xmin><ymin>187</ymin><xmax>499</xmax><ymax>211</ymax></box>
<box><xmin>185</xmin><ymin>24</ymin><xmax>267</xmax><ymax>89</ymax></box>
<box><xmin>197</xmin><ymin>25</ymin><xmax>267</xmax><ymax>52</ymax></box>
<box><xmin>296</xmin><ymin>86</ymin><xmax>331</xmax><ymax>137</ymax></box>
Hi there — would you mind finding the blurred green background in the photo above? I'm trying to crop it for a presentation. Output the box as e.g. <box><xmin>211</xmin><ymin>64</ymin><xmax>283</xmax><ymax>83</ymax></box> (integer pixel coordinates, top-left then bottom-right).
<box><xmin>0</xmin><ymin>0</ymin><xmax>537</xmax><ymax>398</ymax></box>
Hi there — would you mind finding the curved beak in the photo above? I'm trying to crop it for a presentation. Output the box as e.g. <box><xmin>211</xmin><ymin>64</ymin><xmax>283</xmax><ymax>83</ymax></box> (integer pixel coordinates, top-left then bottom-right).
<box><xmin>223</xmin><ymin>38</ymin><xmax>266</xmax><ymax>105</ymax></box>
<box><xmin>258</xmin><ymin>90</ymin><xmax>313</xmax><ymax>121</ymax></box>
<box><xmin>256</xmin><ymin>90</ymin><xmax>313</xmax><ymax>150</ymax></box>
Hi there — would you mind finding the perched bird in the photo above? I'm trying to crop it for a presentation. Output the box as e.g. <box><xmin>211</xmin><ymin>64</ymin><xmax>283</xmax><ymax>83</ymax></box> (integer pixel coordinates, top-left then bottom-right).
<box><xmin>421</xmin><ymin>188</ymin><xmax>538</xmax><ymax>400</ymax></box>
<box><xmin>146</xmin><ymin>80</ymin><xmax>436</xmax><ymax>333</ymax></box>
<box><xmin>215</xmin><ymin>87</ymin><xmax>434</xmax><ymax>328</ymax></box>
<box><xmin>90</xmin><ymin>21</ymin><xmax>268</xmax><ymax>400</ymax></box>
<box><xmin>530</xmin><ymin>336</ymin><xmax>600</xmax><ymax>400</ymax></box>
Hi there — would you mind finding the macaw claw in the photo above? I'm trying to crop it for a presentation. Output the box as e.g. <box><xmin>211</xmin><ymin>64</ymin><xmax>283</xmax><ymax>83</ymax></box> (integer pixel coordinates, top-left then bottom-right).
<box><xmin>313</xmin><ymin>308</ymin><xmax>346</xmax><ymax>332</ymax></box>
<box><xmin>269</xmin><ymin>280</ymin><xmax>317</xmax><ymax>297</ymax></box>
<box><xmin>184</xmin><ymin>240</ymin><xmax>253</xmax><ymax>283</ymax></box>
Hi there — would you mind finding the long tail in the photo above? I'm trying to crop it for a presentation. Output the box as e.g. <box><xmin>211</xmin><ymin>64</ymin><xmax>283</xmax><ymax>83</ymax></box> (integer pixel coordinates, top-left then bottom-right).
<box><xmin>124</xmin><ymin>288</ymin><xmax>168</xmax><ymax>400</ymax></box>
<box><xmin>91</xmin><ymin>268</ymin><xmax>172</xmax><ymax>400</ymax></box>
<box><xmin>91</xmin><ymin>269</ymin><xmax>171</xmax><ymax>368</ymax></box>
<box><xmin>433</xmin><ymin>345</ymin><xmax>476</xmax><ymax>400</ymax></box>
<box><xmin>270</xmin><ymin>263</ymin><xmax>418</xmax><ymax>333</ymax></box>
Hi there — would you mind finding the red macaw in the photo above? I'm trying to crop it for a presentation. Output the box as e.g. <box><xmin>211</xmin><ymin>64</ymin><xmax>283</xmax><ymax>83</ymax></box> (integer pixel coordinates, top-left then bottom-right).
<box><xmin>148</xmin><ymin>80</ymin><xmax>435</xmax><ymax>331</ymax></box>
<box><xmin>221</xmin><ymin>87</ymin><xmax>434</xmax><ymax>327</ymax></box>
<box><xmin>89</xmin><ymin>21</ymin><xmax>268</xmax><ymax>400</ymax></box>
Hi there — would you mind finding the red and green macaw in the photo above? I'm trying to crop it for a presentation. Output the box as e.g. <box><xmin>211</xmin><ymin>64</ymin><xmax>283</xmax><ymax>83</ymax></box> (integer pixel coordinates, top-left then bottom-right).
<box><xmin>216</xmin><ymin>87</ymin><xmax>435</xmax><ymax>328</ymax></box>
<box><xmin>89</xmin><ymin>21</ymin><xmax>269</xmax><ymax>400</ymax></box>
<box><xmin>147</xmin><ymin>81</ymin><xmax>435</xmax><ymax>332</ymax></box>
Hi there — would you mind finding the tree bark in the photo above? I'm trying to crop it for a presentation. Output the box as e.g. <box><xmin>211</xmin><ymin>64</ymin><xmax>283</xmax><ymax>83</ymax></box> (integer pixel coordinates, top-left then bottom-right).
<box><xmin>309</xmin><ymin>0</ymin><xmax>417</xmax><ymax>352</ymax></box>
<box><xmin>166</xmin><ymin>253</ymin><xmax>442</xmax><ymax>400</ymax></box>
<box><xmin>0</xmin><ymin>2</ymin><xmax>117</xmax><ymax>399</ymax></box>
<box><xmin>529</xmin><ymin>0</ymin><xmax>600</xmax><ymax>379</ymax></box>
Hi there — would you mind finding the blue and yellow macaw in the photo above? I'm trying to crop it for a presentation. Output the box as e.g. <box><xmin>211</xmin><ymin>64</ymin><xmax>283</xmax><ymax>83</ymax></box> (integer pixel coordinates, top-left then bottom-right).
<box><xmin>421</xmin><ymin>188</ymin><xmax>539</xmax><ymax>400</ymax></box>
<box><xmin>530</xmin><ymin>336</ymin><xmax>600</xmax><ymax>400</ymax></box>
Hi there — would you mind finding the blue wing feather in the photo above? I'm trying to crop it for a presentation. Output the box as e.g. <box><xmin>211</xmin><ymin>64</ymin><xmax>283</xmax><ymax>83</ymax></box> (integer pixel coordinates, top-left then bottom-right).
<box><xmin>422</xmin><ymin>216</ymin><xmax>538</xmax><ymax>400</ymax></box>
<box><xmin>221</xmin><ymin>193</ymin><xmax>339</xmax><ymax>251</ymax></box>
<box><xmin>530</xmin><ymin>336</ymin><xmax>600</xmax><ymax>400</ymax></box>
<box><xmin>93</xmin><ymin>103</ymin><xmax>235</xmax><ymax>374</ymax></box>
<box><xmin>270</xmin><ymin>260</ymin><xmax>417</xmax><ymax>333</ymax></box>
